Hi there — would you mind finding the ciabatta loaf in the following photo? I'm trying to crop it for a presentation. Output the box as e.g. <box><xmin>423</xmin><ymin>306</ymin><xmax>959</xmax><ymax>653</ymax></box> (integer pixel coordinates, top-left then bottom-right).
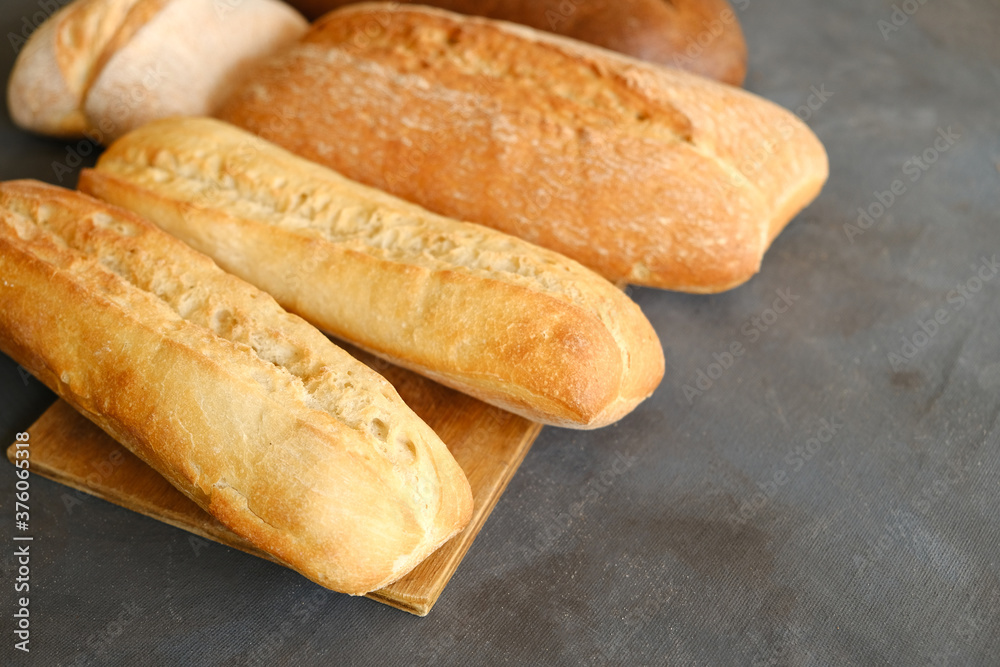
<box><xmin>80</xmin><ymin>117</ymin><xmax>665</xmax><ymax>429</ymax></box>
<box><xmin>217</xmin><ymin>3</ymin><xmax>829</xmax><ymax>293</ymax></box>
<box><xmin>0</xmin><ymin>180</ymin><xmax>472</xmax><ymax>595</ymax></box>
<box><xmin>7</xmin><ymin>0</ymin><xmax>305</xmax><ymax>140</ymax></box>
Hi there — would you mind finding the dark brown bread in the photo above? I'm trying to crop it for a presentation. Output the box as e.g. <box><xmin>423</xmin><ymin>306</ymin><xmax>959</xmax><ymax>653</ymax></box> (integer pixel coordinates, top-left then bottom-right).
<box><xmin>285</xmin><ymin>0</ymin><xmax>747</xmax><ymax>85</ymax></box>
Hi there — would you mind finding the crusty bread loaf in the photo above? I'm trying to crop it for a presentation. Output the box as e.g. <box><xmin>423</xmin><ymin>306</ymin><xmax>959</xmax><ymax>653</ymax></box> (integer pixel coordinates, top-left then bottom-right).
<box><xmin>0</xmin><ymin>180</ymin><xmax>472</xmax><ymax>595</ymax></box>
<box><xmin>6</xmin><ymin>0</ymin><xmax>139</xmax><ymax>137</ymax></box>
<box><xmin>79</xmin><ymin>117</ymin><xmax>665</xmax><ymax>429</ymax></box>
<box><xmin>6</xmin><ymin>0</ymin><xmax>305</xmax><ymax>141</ymax></box>
<box><xmin>287</xmin><ymin>0</ymin><xmax>747</xmax><ymax>85</ymax></box>
<box><xmin>216</xmin><ymin>4</ymin><xmax>829</xmax><ymax>293</ymax></box>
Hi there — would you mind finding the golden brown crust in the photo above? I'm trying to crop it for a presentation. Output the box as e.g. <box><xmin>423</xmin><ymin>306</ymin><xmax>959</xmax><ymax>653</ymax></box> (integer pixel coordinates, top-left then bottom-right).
<box><xmin>286</xmin><ymin>0</ymin><xmax>747</xmax><ymax>85</ymax></box>
<box><xmin>80</xmin><ymin>117</ymin><xmax>664</xmax><ymax>428</ymax></box>
<box><xmin>0</xmin><ymin>179</ymin><xmax>472</xmax><ymax>595</ymax></box>
<box><xmin>217</xmin><ymin>4</ymin><xmax>828</xmax><ymax>293</ymax></box>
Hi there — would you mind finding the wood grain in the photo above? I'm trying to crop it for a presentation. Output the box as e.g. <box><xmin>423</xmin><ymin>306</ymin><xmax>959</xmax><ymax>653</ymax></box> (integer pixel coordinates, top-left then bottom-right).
<box><xmin>6</xmin><ymin>342</ymin><xmax>542</xmax><ymax>616</ymax></box>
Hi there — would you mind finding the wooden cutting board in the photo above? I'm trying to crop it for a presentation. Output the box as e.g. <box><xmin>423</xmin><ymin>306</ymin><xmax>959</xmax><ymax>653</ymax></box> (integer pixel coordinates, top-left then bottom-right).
<box><xmin>5</xmin><ymin>343</ymin><xmax>542</xmax><ymax>616</ymax></box>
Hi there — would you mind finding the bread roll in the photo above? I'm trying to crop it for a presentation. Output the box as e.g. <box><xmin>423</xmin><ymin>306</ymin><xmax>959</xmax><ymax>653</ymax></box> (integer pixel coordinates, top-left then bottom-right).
<box><xmin>79</xmin><ymin>117</ymin><xmax>665</xmax><ymax>429</ymax></box>
<box><xmin>216</xmin><ymin>4</ymin><xmax>829</xmax><ymax>293</ymax></box>
<box><xmin>6</xmin><ymin>0</ymin><xmax>305</xmax><ymax>141</ymax></box>
<box><xmin>6</xmin><ymin>0</ymin><xmax>138</xmax><ymax>137</ymax></box>
<box><xmin>0</xmin><ymin>180</ymin><xmax>472</xmax><ymax>595</ymax></box>
<box><xmin>286</xmin><ymin>0</ymin><xmax>747</xmax><ymax>85</ymax></box>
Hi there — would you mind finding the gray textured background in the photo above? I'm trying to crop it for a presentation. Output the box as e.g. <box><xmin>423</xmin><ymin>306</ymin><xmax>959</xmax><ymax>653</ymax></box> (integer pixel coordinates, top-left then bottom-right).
<box><xmin>2</xmin><ymin>0</ymin><xmax>1000</xmax><ymax>664</ymax></box>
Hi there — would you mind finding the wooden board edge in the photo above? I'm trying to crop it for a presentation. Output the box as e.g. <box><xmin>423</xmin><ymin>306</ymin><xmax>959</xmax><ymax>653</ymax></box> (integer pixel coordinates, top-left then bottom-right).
<box><xmin>6</xmin><ymin>415</ymin><xmax>544</xmax><ymax>616</ymax></box>
<box><xmin>380</xmin><ymin>421</ymin><xmax>544</xmax><ymax>614</ymax></box>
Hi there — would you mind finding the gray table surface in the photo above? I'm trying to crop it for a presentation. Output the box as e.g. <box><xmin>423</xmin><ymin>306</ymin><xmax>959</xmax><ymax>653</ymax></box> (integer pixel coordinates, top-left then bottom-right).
<box><xmin>2</xmin><ymin>0</ymin><xmax>1000</xmax><ymax>664</ymax></box>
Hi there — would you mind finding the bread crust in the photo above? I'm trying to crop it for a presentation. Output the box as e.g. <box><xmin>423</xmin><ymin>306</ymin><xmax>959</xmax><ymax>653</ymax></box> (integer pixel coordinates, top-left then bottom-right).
<box><xmin>285</xmin><ymin>0</ymin><xmax>747</xmax><ymax>85</ymax></box>
<box><xmin>217</xmin><ymin>4</ymin><xmax>828</xmax><ymax>293</ymax></box>
<box><xmin>7</xmin><ymin>0</ymin><xmax>141</xmax><ymax>137</ymax></box>
<box><xmin>85</xmin><ymin>0</ymin><xmax>307</xmax><ymax>141</ymax></box>
<box><xmin>6</xmin><ymin>0</ymin><xmax>306</xmax><ymax>141</ymax></box>
<box><xmin>80</xmin><ymin>117</ymin><xmax>665</xmax><ymax>428</ymax></box>
<box><xmin>0</xmin><ymin>180</ymin><xmax>472</xmax><ymax>595</ymax></box>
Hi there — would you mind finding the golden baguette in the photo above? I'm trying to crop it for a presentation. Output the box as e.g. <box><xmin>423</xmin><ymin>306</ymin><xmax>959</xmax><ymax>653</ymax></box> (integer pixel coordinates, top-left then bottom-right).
<box><xmin>79</xmin><ymin>117</ymin><xmax>665</xmax><ymax>429</ymax></box>
<box><xmin>0</xmin><ymin>180</ymin><xmax>472</xmax><ymax>595</ymax></box>
<box><xmin>216</xmin><ymin>3</ymin><xmax>829</xmax><ymax>293</ymax></box>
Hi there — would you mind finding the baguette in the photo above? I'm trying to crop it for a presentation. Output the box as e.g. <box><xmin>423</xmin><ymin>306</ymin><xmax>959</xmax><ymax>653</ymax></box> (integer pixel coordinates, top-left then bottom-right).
<box><xmin>0</xmin><ymin>180</ymin><xmax>472</xmax><ymax>595</ymax></box>
<box><xmin>79</xmin><ymin>117</ymin><xmax>665</xmax><ymax>429</ymax></box>
<box><xmin>6</xmin><ymin>0</ymin><xmax>306</xmax><ymax>141</ymax></box>
<box><xmin>216</xmin><ymin>4</ymin><xmax>829</xmax><ymax>293</ymax></box>
<box><xmin>285</xmin><ymin>0</ymin><xmax>747</xmax><ymax>85</ymax></box>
